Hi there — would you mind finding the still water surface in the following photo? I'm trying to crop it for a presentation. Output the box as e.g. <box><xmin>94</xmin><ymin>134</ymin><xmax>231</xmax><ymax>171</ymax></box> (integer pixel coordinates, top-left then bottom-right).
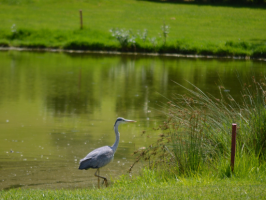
<box><xmin>0</xmin><ymin>51</ymin><xmax>265</xmax><ymax>190</ymax></box>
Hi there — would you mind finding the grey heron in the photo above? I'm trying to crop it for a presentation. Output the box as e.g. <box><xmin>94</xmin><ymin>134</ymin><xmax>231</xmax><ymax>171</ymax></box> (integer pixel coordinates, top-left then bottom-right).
<box><xmin>78</xmin><ymin>117</ymin><xmax>136</xmax><ymax>188</ymax></box>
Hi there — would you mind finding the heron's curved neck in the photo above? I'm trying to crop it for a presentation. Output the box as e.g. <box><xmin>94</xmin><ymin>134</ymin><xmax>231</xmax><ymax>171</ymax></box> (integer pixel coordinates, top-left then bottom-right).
<box><xmin>111</xmin><ymin>123</ymin><xmax>120</xmax><ymax>153</ymax></box>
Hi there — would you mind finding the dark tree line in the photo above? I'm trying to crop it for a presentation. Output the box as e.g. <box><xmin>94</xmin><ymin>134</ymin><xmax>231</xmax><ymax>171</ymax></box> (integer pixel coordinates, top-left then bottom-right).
<box><xmin>147</xmin><ymin>0</ymin><xmax>266</xmax><ymax>5</ymax></box>
<box><xmin>199</xmin><ymin>0</ymin><xmax>265</xmax><ymax>4</ymax></box>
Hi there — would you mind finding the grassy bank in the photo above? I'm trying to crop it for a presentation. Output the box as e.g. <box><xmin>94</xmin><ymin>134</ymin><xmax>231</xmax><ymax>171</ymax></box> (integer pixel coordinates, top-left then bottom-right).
<box><xmin>0</xmin><ymin>0</ymin><xmax>266</xmax><ymax>57</ymax></box>
<box><xmin>1</xmin><ymin>169</ymin><xmax>266</xmax><ymax>199</ymax></box>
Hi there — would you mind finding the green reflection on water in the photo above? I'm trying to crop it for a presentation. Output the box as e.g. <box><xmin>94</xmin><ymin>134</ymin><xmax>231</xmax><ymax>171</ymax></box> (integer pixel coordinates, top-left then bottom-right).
<box><xmin>0</xmin><ymin>51</ymin><xmax>265</xmax><ymax>189</ymax></box>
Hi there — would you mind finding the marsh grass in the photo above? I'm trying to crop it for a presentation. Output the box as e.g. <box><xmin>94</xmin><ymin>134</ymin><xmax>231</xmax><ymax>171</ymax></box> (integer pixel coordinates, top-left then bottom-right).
<box><xmin>131</xmin><ymin>75</ymin><xmax>266</xmax><ymax>179</ymax></box>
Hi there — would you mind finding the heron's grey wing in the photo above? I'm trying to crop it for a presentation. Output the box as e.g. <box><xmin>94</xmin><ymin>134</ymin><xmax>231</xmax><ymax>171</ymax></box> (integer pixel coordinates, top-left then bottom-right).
<box><xmin>79</xmin><ymin>146</ymin><xmax>114</xmax><ymax>170</ymax></box>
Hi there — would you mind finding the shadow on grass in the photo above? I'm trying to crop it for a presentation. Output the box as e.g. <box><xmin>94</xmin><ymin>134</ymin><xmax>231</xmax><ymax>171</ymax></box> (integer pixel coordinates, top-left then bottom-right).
<box><xmin>137</xmin><ymin>0</ymin><xmax>266</xmax><ymax>9</ymax></box>
<box><xmin>250</xmin><ymin>39</ymin><xmax>266</xmax><ymax>43</ymax></box>
<box><xmin>3</xmin><ymin>184</ymin><xmax>24</xmax><ymax>191</ymax></box>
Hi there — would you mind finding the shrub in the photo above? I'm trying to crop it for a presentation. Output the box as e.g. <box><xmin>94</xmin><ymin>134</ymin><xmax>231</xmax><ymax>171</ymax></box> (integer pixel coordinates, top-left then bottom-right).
<box><xmin>109</xmin><ymin>28</ymin><xmax>136</xmax><ymax>50</ymax></box>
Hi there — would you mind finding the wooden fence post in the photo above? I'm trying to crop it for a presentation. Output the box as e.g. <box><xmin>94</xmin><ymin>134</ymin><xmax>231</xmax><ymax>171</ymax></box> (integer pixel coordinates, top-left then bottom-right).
<box><xmin>231</xmin><ymin>123</ymin><xmax>237</xmax><ymax>172</ymax></box>
<box><xmin>79</xmin><ymin>10</ymin><xmax>83</xmax><ymax>29</ymax></box>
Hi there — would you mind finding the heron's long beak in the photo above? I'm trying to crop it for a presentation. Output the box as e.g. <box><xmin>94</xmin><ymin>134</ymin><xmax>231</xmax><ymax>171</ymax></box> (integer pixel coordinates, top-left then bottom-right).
<box><xmin>125</xmin><ymin>119</ymin><xmax>136</xmax><ymax>123</ymax></box>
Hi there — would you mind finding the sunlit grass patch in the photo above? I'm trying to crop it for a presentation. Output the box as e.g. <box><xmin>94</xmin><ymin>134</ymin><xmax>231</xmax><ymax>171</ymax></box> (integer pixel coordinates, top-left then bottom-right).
<box><xmin>1</xmin><ymin>27</ymin><xmax>265</xmax><ymax>57</ymax></box>
<box><xmin>1</xmin><ymin>171</ymin><xmax>266</xmax><ymax>200</ymax></box>
<box><xmin>0</xmin><ymin>0</ymin><xmax>266</xmax><ymax>57</ymax></box>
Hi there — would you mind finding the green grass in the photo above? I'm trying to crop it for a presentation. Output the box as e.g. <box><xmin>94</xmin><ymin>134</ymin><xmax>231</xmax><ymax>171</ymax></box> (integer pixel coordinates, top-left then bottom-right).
<box><xmin>0</xmin><ymin>0</ymin><xmax>266</xmax><ymax>57</ymax></box>
<box><xmin>1</xmin><ymin>168</ymin><xmax>266</xmax><ymax>199</ymax></box>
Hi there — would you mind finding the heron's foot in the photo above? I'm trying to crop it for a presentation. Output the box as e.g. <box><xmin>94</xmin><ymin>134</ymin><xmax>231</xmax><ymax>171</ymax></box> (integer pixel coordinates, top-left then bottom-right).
<box><xmin>102</xmin><ymin>178</ymin><xmax>108</xmax><ymax>187</ymax></box>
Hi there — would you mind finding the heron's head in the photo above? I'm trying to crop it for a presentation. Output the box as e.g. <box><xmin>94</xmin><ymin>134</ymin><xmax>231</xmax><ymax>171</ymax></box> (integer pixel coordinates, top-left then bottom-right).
<box><xmin>114</xmin><ymin>117</ymin><xmax>136</xmax><ymax>127</ymax></box>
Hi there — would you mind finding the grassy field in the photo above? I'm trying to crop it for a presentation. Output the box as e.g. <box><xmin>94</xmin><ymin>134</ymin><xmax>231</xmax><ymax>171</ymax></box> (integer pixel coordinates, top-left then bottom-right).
<box><xmin>0</xmin><ymin>0</ymin><xmax>266</xmax><ymax>57</ymax></box>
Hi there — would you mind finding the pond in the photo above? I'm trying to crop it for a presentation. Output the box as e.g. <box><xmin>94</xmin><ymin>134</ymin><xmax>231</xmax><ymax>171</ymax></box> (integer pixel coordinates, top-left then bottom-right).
<box><xmin>0</xmin><ymin>51</ymin><xmax>265</xmax><ymax>190</ymax></box>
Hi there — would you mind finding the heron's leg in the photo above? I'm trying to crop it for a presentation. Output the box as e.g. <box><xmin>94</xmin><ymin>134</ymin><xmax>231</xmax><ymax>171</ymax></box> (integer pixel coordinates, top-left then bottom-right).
<box><xmin>94</xmin><ymin>169</ymin><xmax>100</xmax><ymax>189</ymax></box>
<box><xmin>94</xmin><ymin>169</ymin><xmax>108</xmax><ymax>187</ymax></box>
<box><xmin>98</xmin><ymin>169</ymin><xmax>100</xmax><ymax>188</ymax></box>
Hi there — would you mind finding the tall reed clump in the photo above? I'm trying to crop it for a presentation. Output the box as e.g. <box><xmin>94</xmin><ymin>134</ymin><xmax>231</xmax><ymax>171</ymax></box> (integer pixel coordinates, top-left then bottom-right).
<box><xmin>240</xmin><ymin>76</ymin><xmax>266</xmax><ymax>158</ymax></box>
<box><xmin>130</xmin><ymin>76</ymin><xmax>266</xmax><ymax>177</ymax></box>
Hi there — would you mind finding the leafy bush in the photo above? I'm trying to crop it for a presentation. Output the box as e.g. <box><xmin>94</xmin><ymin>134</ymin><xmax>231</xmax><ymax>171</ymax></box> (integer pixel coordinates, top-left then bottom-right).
<box><xmin>109</xmin><ymin>28</ymin><xmax>136</xmax><ymax>50</ymax></box>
